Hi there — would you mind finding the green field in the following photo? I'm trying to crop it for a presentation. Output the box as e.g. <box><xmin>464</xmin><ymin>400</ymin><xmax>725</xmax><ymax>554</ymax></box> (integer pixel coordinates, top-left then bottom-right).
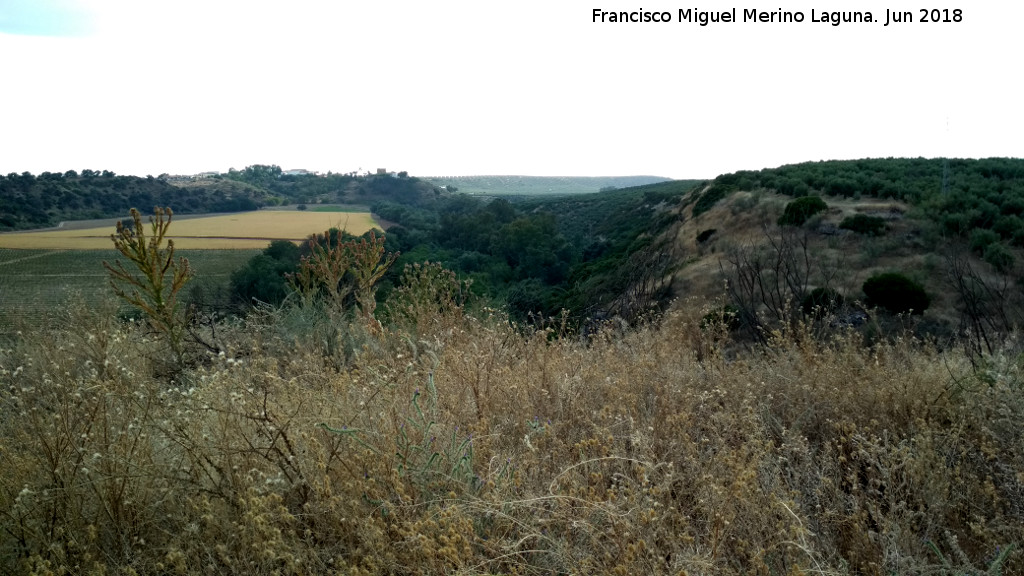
<box><xmin>0</xmin><ymin>248</ymin><xmax>259</xmax><ymax>331</ymax></box>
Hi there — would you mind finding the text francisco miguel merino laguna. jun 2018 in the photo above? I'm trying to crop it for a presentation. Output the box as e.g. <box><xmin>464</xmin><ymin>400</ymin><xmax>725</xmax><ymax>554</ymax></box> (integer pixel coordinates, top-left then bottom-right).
<box><xmin>591</xmin><ymin>7</ymin><xmax>964</xmax><ymax>26</ymax></box>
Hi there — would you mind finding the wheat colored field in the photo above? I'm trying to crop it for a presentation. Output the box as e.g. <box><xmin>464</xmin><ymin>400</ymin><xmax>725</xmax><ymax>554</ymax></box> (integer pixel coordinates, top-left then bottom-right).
<box><xmin>0</xmin><ymin>210</ymin><xmax>380</xmax><ymax>249</ymax></box>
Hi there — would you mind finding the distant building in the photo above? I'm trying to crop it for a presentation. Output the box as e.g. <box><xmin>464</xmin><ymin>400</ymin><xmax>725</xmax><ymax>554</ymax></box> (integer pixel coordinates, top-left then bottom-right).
<box><xmin>283</xmin><ymin>169</ymin><xmax>312</xmax><ymax>176</ymax></box>
<box><xmin>194</xmin><ymin>171</ymin><xmax>220</xmax><ymax>179</ymax></box>
<box><xmin>376</xmin><ymin>168</ymin><xmax>387</xmax><ymax>175</ymax></box>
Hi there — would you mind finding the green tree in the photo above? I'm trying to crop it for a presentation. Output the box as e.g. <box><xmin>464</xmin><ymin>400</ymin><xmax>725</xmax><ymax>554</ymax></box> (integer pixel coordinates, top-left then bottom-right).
<box><xmin>230</xmin><ymin>240</ymin><xmax>300</xmax><ymax>306</ymax></box>
<box><xmin>863</xmin><ymin>272</ymin><xmax>930</xmax><ymax>315</ymax></box>
<box><xmin>983</xmin><ymin>242</ymin><xmax>1014</xmax><ymax>273</ymax></box>
<box><xmin>839</xmin><ymin>214</ymin><xmax>886</xmax><ymax>236</ymax></box>
<box><xmin>970</xmin><ymin>228</ymin><xmax>1000</xmax><ymax>255</ymax></box>
<box><xmin>778</xmin><ymin>196</ymin><xmax>827</xmax><ymax>226</ymax></box>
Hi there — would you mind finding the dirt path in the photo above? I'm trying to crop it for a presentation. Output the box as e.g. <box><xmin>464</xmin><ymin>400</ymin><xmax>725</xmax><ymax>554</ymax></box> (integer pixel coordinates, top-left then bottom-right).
<box><xmin>0</xmin><ymin>250</ymin><xmax>68</xmax><ymax>266</ymax></box>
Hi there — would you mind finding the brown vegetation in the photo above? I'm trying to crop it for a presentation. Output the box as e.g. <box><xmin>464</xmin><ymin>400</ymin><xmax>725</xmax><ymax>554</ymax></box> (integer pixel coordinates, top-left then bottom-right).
<box><xmin>1</xmin><ymin>292</ymin><xmax>1021</xmax><ymax>574</ymax></box>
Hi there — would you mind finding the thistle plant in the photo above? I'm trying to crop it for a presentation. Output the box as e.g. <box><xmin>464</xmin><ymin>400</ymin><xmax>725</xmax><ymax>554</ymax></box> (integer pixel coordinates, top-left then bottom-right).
<box><xmin>103</xmin><ymin>207</ymin><xmax>193</xmax><ymax>361</ymax></box>
<box><xmin>287</xmin><ymin>231</ymin><xmax>355</xmax><ymax>309</ymax></box>
<box><xmin>385</xmin><ymin>261</ymin><xmax>472</xmax><ymax>337</ymax></box>
<box><xmin>286</xmin><ymin>229</ymin><xmax>397</xmax><ymax>326</ymax></box>
<box><xmin>349</xmin><ymin>230</ymin><xmax>398</xmax><ymax>325</ymax></box>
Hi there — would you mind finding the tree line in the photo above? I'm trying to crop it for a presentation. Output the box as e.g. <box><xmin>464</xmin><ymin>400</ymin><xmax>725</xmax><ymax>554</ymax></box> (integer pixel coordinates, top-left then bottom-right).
<box><xmin>0</xmin><ymin>166</ymin><xmax>442</xmax><ymax>231</ymax></box>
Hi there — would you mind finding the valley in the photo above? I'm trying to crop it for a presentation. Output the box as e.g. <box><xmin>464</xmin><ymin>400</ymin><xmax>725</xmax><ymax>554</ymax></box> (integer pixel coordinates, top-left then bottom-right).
<box><xmin>1</xmin><ymin>158</ymin><xmax>1023</xmax><ymax>574</ymax></box>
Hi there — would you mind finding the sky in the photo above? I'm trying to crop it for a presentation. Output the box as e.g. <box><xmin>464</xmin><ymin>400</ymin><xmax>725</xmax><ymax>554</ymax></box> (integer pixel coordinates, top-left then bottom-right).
<box><xmin>0</xmin><ymin>1</ymin><xmax>1020</xmax><ymax>180</ymax></box>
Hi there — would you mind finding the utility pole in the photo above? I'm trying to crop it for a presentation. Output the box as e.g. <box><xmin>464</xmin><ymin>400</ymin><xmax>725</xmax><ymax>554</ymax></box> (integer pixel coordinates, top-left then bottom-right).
<box><xmin>942</xmin><ymin>116</ymin><xmax>950</xmax><ymax>196</ymax></box>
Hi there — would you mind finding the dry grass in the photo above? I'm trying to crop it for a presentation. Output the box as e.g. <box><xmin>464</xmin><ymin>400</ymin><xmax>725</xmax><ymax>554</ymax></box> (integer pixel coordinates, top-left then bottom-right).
<box><xmin>0</xmin><ymin>211</ymin><xmax>381</xmax><ymax>250</ymax></box>
<box><xmin>0</xmin><ymin>297</ymin><xmax>1022</xmax><ymax>575</ymax></box>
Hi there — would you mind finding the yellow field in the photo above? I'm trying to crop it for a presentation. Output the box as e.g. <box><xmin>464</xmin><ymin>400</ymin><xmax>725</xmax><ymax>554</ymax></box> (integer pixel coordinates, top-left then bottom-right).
<box><xmin>0</xmin><ymin>211</ymin><xmax>381</xmax><ymax>250</ymax></box>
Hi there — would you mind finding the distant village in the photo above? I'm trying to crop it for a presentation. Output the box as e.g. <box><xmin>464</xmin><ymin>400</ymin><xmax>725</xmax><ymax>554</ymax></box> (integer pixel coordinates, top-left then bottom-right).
<box><xmin>162</xmin><ymin>168</ymin><xmax>400</xmax><ymax>182</ymax></box>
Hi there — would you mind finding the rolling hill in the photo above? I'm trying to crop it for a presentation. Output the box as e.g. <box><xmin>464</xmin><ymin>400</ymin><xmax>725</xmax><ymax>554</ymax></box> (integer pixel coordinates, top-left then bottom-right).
<box><xmin>422</xmin><ymin>175</ymin><xmax>673</xmax><ymax>196</ymax></box>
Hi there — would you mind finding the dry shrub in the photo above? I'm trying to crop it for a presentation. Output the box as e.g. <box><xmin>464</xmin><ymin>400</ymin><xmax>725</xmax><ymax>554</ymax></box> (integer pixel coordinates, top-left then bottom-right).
<box><xmin>1</xmin><ymin>298</ymin><xmax>1022</xmax><ymax>575</ymax></box>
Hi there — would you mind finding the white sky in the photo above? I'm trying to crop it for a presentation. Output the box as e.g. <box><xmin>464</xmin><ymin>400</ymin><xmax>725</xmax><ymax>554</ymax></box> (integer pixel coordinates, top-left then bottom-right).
<box><xmin>1</xmin><ymin>1</ymin><xmax>1020</xmax><ymax>179</ymax></box>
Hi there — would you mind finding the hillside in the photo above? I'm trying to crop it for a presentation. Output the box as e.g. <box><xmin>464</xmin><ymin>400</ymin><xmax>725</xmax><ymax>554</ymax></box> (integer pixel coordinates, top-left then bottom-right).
<box><xmin>515</xmin><ymin>180</ymin><xmax>702</xmax><ymax>321</ymax></box>
<box><xmin>422</xmin><ymin>175</ymin><xmax>673</xmax><ymax>196</ymax></box>
<box><xmin>647</xmin><ymin>158</ymin><xmax>1024</xmax><ymax>351</ymax></box>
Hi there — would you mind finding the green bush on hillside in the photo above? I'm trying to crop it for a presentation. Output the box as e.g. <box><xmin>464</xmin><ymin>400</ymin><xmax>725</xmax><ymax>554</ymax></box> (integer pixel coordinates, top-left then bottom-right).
<box><xmin>863</xmin><ymin>272</ymin><xmax>930</xmax><ymax>315</ymax></box>
<box><xmin>839</xmin><ymin>214</ymin><xmax>886</xmax><ymax>236</ymax></box>
<box><xmin>983</xmin><ymin>242</ymin><xmax>1014</xmax><ymax>273</ymax></box>
<box><xmin>969</xmin><ymin>228</ymin><xmax>1000</xmax><ymax>255</ymax></box>
<box><xmin>778</xmin><ymin>196</ymin><xmax>827</xmax><ymax>227</ymax></box>
<box><xmin>692</xmin><ymin>186</ymin><xmax>728</xmax><ymax>217</ymax></box>
<box><xmin>992</xmin><ymin>214</ymin><xmax>1024</xmax><ymax>240</ymax></box>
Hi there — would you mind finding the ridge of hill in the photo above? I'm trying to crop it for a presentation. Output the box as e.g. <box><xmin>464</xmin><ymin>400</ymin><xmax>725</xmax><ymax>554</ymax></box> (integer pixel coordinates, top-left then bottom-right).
<box><xmin>0</xmin><ymin>168</ymin><xmax>443</xmax><ymax>232</ymax></box>
<box><xmin>422</xmin><ymin>175</ymin><xmax>674</xmax><ymax>196</ymax></box>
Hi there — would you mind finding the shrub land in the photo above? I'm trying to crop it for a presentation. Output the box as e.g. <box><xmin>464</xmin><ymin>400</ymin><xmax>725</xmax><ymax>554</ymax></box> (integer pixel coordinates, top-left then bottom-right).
<box><xmin>0</xmin><ymin>234</ymin><xmax>1021</xmax><ymax>574</ymax></box>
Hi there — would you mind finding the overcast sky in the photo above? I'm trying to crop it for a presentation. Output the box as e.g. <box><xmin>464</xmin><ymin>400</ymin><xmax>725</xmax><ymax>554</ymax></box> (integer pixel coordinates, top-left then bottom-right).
<box><xmin>1</xmin><ymin>1</ymin><xmax>1020</xmax><ymax>179</ymax></box>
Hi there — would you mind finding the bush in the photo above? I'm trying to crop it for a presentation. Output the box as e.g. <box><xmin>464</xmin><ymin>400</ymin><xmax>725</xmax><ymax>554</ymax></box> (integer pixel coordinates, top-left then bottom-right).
<box><xmin>983</xmin><ymin>242</ymin><xmax>1014</xmax><ymax>273</ymax></box>
<box><xmin>839</xmin><ymin>214</ymin><xmax>886</xmax><ymax>236</ymax></box>
<box><xmin>992</xmin><ymin>214</ymin><xmax>1024</xmax><ymax>240</ymax></box>
<box><xmin>384</xmin><ymin>261</ymin><xmax>472</xmax><ymax>337</ymax></box>
<box><xmin>230</xmin><ymin>240</ymin><xmax>301</xmax><ymax>306</ymax></box>
<box><xmin>969</xmin><ymin>228</ymin><xmax>1000</xmax><ymax>255</ymax></box>
<box><xmin>700</xmin><ymin>304</ymin><xmax>741</xmax><ymax>331</ymax></box>
<box><xmin>862</xmin><ymin>272</ymin><xmax>930</xmax><ymax>315</ymax></box>
<box><xmin>800</xmin><ymin>287</ymin><xmax>845</xmax><ymax>317</ymax></box>
<box><xmin>778</xmin><ymin>196</ymin><xmax>827</xmax><ymax>227</ymax></box>
<box><xmin>692</xmin><ymin>186</ymin><xmax>728</xmax><ymax>218</ymax></box>
<box><xmin>696</xmin><ymin>228</ymin><xmax>717</xmax><ymax>243</ymax></box>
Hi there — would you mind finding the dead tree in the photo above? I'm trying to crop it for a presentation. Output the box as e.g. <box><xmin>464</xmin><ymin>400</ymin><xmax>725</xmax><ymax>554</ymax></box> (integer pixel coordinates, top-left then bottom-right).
<box><xmin>945</xmin><ymin>246</ymin><xmax>1020</xmax><ymax>361</ymax></box>
<box><xmin>719</xmin><ymin>224</ymin><xmax>816</xmax><ymax>342</ymax></box>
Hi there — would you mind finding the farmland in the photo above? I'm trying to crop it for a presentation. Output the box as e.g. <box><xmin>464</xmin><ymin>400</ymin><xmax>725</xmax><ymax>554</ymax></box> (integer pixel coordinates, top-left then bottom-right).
<box><xmin>0</xmin><ymin>248</ymin><xmax>260</xmax><ymax>331</ymax></box>
<box><xmin>0</xmin><ymin>209</ymin><xmax>381</xmax><ymax>250</ymax></box>
<box><xmin>0</xmin><ymin>209</ymin><xmax>382</xmax><ymax>330</ymax></box>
